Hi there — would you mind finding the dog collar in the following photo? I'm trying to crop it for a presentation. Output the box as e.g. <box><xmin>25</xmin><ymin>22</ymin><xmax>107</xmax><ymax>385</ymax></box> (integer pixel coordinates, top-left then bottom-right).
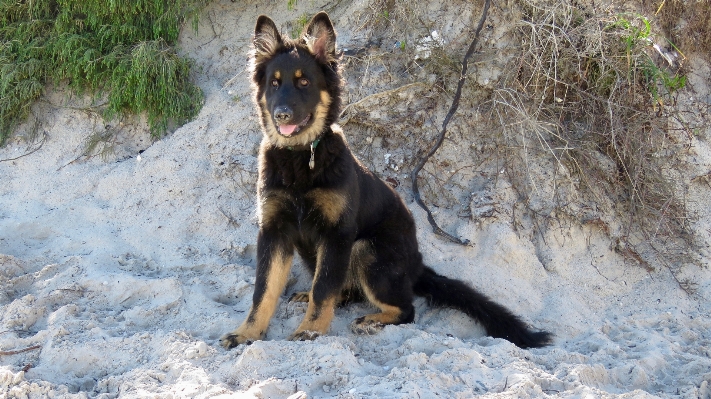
<box><xmin>285</xmin><ymin>138</ymin><xmax>321</xmax><ymax>169</ymax></box>
<box><xmin>308</xmin><ymin>138</ymin><xmax>320</xmax><ymax>169</ymax></box>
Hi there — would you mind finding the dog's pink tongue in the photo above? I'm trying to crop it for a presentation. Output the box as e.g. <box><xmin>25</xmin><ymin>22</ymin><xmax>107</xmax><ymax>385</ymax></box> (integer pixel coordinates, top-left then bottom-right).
<box><xmin>279</xmin><ymin>125</ymin><xmax>297</xmax><ymax>135</ymax></box>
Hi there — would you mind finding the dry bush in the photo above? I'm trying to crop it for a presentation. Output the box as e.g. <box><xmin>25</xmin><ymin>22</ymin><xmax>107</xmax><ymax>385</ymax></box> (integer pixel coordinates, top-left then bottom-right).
<box><xmin>488</xmin><ymin>0</ymin><xmax>696</xmax><ymax>271</ymax></box>
<box><xmin>653</xmin><ymin>0</ymin><xmax>711</xmax><ymax>55</ymax></box>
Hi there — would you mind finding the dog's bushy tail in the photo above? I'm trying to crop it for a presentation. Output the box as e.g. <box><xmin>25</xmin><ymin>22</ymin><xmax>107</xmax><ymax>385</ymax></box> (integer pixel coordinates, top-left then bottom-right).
<box><xmin>413</xmin><ymin>266</ymin><xmax>552</xmax><ymax>348</ymax></box>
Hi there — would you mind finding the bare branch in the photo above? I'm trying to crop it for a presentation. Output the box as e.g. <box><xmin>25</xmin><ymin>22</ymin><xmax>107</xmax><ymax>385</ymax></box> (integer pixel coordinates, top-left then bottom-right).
<box><xmin>410</xmin><ymin>0</ymin><xmax>491</xmax><ymax>245</ymax></box>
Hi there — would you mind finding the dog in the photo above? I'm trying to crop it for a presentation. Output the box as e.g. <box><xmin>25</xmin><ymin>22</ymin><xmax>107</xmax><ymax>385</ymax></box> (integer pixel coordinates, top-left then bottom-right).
<box><xmin>220</xmin><ymin>12</ymin><xmax>552</xmax><ymax>349</ymax></box>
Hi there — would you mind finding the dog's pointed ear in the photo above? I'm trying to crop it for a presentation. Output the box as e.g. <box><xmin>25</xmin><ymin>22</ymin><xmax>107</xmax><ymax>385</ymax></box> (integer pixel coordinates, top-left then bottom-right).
<box><xmin>253</xmin><ymin>15</ymin><xmax>283</xmax><ymax>61</ymax></box>
<box><xmin>303</xmin><ymin>12</ymin><xmax>337</xmax><ymax>64</ymax></box>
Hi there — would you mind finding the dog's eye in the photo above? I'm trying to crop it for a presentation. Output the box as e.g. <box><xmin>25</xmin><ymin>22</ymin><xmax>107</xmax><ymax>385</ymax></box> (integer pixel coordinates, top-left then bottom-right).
<box><xmin>298</xmin><ymin>78</ymin><xmax>309</xmax><ymax>87</ymax></box>
<box><xmin>271</xmin><ymin>79</ymin><xmax>279</xmax><ymax>87</ymax></box>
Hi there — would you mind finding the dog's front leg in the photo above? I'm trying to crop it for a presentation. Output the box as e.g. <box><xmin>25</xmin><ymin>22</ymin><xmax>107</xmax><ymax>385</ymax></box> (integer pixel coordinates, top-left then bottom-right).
<box><xmin>221</xmin><ymin>230</ymin><xmax>294</xmax><ymax>349</ymax></box>
<box><xmin>289</xmin><ymin>237</ymin><xmax>351</xmax><ymax>341</ymax></box>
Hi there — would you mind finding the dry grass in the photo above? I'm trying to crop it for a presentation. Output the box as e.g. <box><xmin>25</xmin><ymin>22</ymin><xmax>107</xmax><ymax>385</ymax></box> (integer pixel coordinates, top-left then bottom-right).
<box><xmin>486</xmin><ymin>0</ymin><xmax>698</xmax><ymax>274</ymax></box>
<box><xmin>654</xmin><ymin>0</ymin><xmax>711</xmax><ymax>56</ymax></box>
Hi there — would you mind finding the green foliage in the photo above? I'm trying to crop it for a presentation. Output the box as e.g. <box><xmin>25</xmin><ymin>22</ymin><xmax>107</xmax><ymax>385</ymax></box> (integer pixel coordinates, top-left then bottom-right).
<box><xmin>607</xmin><ymin>14</ymin><xmax>686</xmax><ymax>104</ymax></box>
<box><xmin>0</xmin><ymin>0</ymin><xmax>207</xmax><ymax>145</ymax></box>
<box><xmin>291</xmin><ymin>13</ymin><xmax>309</xmax><ymax>39</ymax></box>
<box><xmin>610</xmin><ymin>14</ymin><xmax>652</xmax><ymax>51</ymax></box>
<box><xmin>639</xmin><ymin>57</ymin><xmax>686</xmax><ymax>102</ymax></box>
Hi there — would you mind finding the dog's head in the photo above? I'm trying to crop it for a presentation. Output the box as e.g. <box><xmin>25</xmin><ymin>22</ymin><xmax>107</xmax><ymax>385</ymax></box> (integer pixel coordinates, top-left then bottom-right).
<box><xmin>250</xmin><ymin>12</ymin><xmax>342</xmax><ymax>148</ymax></box>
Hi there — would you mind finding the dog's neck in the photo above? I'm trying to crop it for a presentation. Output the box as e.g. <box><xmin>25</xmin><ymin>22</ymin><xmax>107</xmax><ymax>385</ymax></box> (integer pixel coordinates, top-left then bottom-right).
<box><xmin>284</xmin><ymin>136</ymin><xmax>321</xmax><ymax>152</ymax></box>
<box><xmin>290</xmin><ymin>137</ymin><xmax>321</xmax><ymax>170</ymax></box>
<box><xmin>282</xmin><ymin>131</ymin><xmax>325</xmax><ymax>170</ymax></box>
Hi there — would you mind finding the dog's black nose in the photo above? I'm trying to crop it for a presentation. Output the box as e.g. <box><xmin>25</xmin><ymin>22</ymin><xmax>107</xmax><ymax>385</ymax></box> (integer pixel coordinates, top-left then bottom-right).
<box><xmin>274</xmin><ymin>106</ymin><xmax>293</xmax><ymax>122</ymax></box>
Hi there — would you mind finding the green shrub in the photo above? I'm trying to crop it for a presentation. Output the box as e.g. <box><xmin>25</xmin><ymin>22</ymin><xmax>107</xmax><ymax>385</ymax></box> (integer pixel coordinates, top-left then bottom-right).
<box><xmin>0</xmin><ymin>0</ymin><xmax>207</xmax><ymax>145</ymax></box>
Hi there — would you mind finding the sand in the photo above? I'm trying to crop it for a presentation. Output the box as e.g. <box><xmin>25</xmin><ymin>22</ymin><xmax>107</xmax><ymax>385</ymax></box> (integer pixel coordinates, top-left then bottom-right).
<box><xmin>2</xmin><ymin>1</ymin><xmax>711</xmax><ymax>398</ymax></box>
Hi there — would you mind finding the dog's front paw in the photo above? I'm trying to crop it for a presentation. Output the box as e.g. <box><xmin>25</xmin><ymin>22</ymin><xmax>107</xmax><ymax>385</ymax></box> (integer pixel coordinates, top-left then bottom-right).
<box><xmin>288</xmin><ymin>330</ymin><xmax>321</xmax><ymax>341</ymax></box>
<box><xmin>220</xmin><ymin>333</ymin><xmax>255</xmax><ymax>349</ymax></box>
<box><xmin>350</xmin><ymin>316</ymin><xmax>385</xmax><ymax>335</ymax></box>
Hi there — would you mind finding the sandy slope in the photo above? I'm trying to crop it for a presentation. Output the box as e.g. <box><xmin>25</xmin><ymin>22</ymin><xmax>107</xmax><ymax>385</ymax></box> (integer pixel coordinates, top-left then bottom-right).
<box><xmin>2</xmin><ymin>1</ymin><xmax>711</xmax><ymax>398</ymax></box>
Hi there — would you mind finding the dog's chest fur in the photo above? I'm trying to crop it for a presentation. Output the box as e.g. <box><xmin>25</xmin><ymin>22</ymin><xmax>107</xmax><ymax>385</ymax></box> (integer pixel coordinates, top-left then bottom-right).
<box><xmin>256</xmin><ymin>130</ymin><xmax>355</xmax><ymax>233</ymax></box>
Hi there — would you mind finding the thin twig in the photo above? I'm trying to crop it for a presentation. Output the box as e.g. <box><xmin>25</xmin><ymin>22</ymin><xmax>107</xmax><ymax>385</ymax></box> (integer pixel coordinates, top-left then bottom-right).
<box><xmin>0</xmin><ymin>345</ymin><xmax>41</xmax><ymax>356</ymax></box>
<box><xmin>410</xmin><ymin>0</ymin><xmax>491</xmax><ymax>245</ymax></box>
<box><xmin>0</xmin><ymin>132</ymin><xmax>47</xmax><ymax>163</ymax></box>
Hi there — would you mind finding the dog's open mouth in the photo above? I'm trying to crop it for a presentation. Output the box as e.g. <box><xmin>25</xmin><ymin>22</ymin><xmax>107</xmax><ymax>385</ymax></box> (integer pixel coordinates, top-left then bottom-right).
<box><xmin>277</xmin><ymin>114</ymin><xmax>312</xmax><ymax>136</ymax></box>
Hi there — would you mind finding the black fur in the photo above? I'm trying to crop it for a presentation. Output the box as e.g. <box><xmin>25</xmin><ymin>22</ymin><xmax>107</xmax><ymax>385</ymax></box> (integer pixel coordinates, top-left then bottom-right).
<box><xmin>414</xmin><ymin>267</ymin><xmax>552</xmax><ymax>348</ymax></box>
<box><xmin>220</xmin><ymin>12</ymin><xmax>552</xmax><ymax>350</ymax></box>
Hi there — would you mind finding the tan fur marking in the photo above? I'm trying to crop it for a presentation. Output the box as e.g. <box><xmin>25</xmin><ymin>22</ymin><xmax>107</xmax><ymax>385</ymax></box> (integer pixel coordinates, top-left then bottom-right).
<box><xmin>289</xmin><ymin>291</ymin><xmax>310</xmax><ymax>303</ymax></box>
<box><xmin>343</xmin><ymin>239</ymin><xmax>375</xmax><ymax>291</ymax></box>
<box><xmin>289</xmin><ymin>242</ymin><xmax>336</xmax><ymax>339</ymax></box>
<box><xmin>274</xmin><ymin>70</ymin><xmax>281</xmax><ymax>80</ymax></box>
<box><xmin>258</xmin><ymin>189</ymin><xmax>291</xmax><ymax>227</ymax></box>
<box><xmin>357</xmin><ymin>254</ymin><xmax>404</xmax><ymax>325</ymax></box>
<box><xmin>295</xmin><ymin>69</ymin><xmax>302</xmax><ymax>78</ymax></box>
<box><xmin>290</xmin><ymin>294</ymin><xmax>336</xmax><ymax>338</ymax></box>
<box><xmin>293</xmin><ymin>288</ymin><xmax>354</xmax><ymax>306</ymax></box>
<box><xmin>359</xmin><ymin>303</ymin><xmax>403</xmax><ymax>325</ymax></box>
<box><xmin>311</xmin><ymin>241</ymin><xmax>328</xmax><ymax>287</ymax></box>
<box><xmin>350</xmin><ymin>240</ymin><xmax>376</xmax><ymax>269</ymax></box>
<box><xmin>306</xmin><ymin>188</ymin><xmax>347</xmax><ymax>224</ymax></box>
<box><xmin>227</xmin><ymin>251</ymin><xmax>294</xmax><ymax>343</ymax></box>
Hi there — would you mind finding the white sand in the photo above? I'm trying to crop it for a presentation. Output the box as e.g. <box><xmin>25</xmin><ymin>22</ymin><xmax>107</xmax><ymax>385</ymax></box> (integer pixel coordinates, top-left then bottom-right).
<box><xmin>2</xmin><ymin>1</ymin><xmax>711</xmax><ymax>398</ymax></box>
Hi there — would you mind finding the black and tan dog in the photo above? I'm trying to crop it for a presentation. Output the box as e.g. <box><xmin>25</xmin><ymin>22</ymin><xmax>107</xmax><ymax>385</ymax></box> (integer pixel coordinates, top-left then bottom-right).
<box><xmin>220</xmin><ymin>12</ymin><xmax>551</xmax><ymax>349</ymax></box>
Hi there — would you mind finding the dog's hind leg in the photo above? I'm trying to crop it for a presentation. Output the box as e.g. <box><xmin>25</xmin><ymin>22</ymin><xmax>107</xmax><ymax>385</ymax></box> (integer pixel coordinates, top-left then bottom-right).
<box><xmin>350</xmin><ymin>294</ymin><xmax>415</xmax><ymax>335</ymax></box>
<box><xmin>348</xmin><ymin>240</ymin><xmax>416</xmax><ymax>335</ymax></box>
